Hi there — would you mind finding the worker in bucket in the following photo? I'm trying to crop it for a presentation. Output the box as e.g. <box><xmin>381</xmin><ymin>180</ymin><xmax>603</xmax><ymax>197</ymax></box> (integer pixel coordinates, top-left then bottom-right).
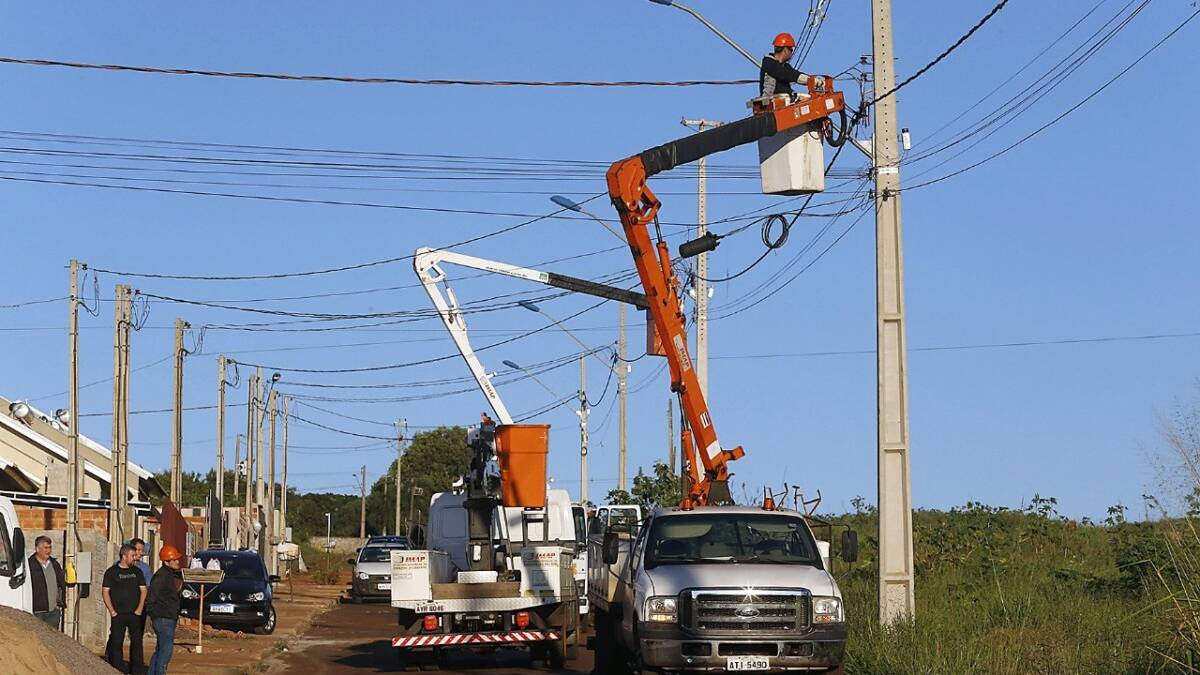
<box><xmin>759</xmin><ymin>32</ymin><xmax>808</xmax><ymax>97</ymax></box>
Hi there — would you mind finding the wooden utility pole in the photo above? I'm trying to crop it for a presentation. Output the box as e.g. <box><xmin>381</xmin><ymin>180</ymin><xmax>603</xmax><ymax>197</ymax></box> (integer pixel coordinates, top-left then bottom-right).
<box><xmin>358</xmin><ymin>465</ymin><xmax>367</xmax><ymax>539</ymax></box>
<box><xmin>618</xmin><ymin>304</ymin><xmax>628</xmax><ymax>492</ymax></box>
<box><xmin>393</xmin><ymin>419</ymin><xmax>404</xmax><ymax>536</ymax></box>
<box><xmin>579</xmin><ymin>357</ymin><xmax>589</xmax><ymax>504</ymax></box>
<box><xmin>170</xmin><ymin>318</ymin><xmax>188</xmax><ymax>504</ymax></box>
<box><xmin>872</xmin><ymin>0</ymin><xmax>916</xmax><ymax>623</ymax></box>
<box><xmin>64</xmin><ymin>259</ymin><xmax>81</xmax><ymax>640</ymax></box>
<box><xmin>216</xmin><ymin>356</ymin><xmax>227</xmax><ymax>506</ymax></box>
<box><xmin>281</xmin><ymin>397</ymin><xmax>290</xmax><ymax>539</ymax></box>
<box><xmin>266</xmin><ymin>390</ymin><xmax>277</xmax><ymax>573</ymax></box>
<box><xmin>109</xmin><ymin>284</ymin><xmax>132</xmax><ymax>542</ymax></box>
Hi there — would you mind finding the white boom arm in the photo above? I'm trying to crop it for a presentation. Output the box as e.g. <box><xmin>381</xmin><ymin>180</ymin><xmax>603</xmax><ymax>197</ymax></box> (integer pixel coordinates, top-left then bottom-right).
<box><xmin>414</xmin><ymin>246</ymin><xmax>650</xmax><ymax>426</ymax></box>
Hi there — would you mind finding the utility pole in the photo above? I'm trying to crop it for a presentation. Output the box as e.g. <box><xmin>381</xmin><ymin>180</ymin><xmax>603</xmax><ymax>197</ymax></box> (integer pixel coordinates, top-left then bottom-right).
<box><xmin>667</xmin><ymin>398</ymin><xmax>675</xmax><ymax>475</ymax></box>
<box><xmin>871</xmin><ymin>0</ymin><xmax>915</xmax><ymax>624</ymax></box>
<box><xmin>281</xmin><ymin>397</ymin><xmax>290</xmax><ymax>538</ymax></box>
<box><xmin>681</xmin><ymin>118</ymin><xmax>723</xmax><ymax>398</ymax></box>
<box><xmin>358</xmin><ymin>465</ymin><xmax>367</xmax><ymax>539</ymax></box>
<box><xmin>233</xmin><ymin>433</ymin><xmax>242</xmax><ymax>503</ymax></box>
<box><xmin>110</xmin><ymin>284</ymin><xmax>132</xmax><ymax>542</ymax></box>
<box><xmin>618</xmin><ymin>304</ymin><xmax>628</xmax><ymax>492</ymax></box>
<box><xmin>266</xmin><ymin>390</ymin><xmax>277</xmax><ymax>574</ymax></box>
<box><xmin>244</xmin><ymin>372</ymin><xmax>256</xmax><ymax>548</ymax></box>
<box><xmin>216</xmin><ymin>356</ymin><xmax>227</xmax><ymax>507</ymax></box>
<box><xmin>400</xmin><ymin>417</ymin><xmax>410</xmax><ymax>533</ymax></box>
<box><xmin>170</xmin><ymin>318</ymin><xmax>188</xmax><ymax>504</ymax></box>
<box><xmin>254</xmin><ymin>368</ymin><xmax>264</xmax><ymax>517</ymax></box>
<box><xmin>579</xmin><ymin>356</ymin><xmax>589</xmax><ymax>504</ymax></box>
<box><xmin>64</xmin><ymin>259</ymin><xmax>81</xmax><ymax>640</ymax></box>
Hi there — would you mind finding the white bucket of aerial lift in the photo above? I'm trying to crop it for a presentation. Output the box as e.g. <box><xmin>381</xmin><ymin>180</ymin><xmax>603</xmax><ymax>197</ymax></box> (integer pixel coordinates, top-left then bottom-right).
<box><xmin>515</xmin><ymin>546</ymin><xmax>575</xmax><ymax>599</ymax></box>
<box><xmin>389</xmin><ymin>549</ymin><xmax>452</xmax><ymax>603</ymax></box>
<box><xmin>758</xmin><ymin>93</ymin><xmax>826</xmax><ymax>196</ymax></box>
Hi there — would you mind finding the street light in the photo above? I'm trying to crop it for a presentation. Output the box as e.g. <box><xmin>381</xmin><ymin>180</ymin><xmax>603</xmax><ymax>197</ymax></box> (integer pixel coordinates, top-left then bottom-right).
<box><xmin>550</xmin><ymin>195</ymin><xmax>626</xmax><ymax>243</ymax></box>
<box><xmin>645</xmin><ymin>0</ymin><xmax>759</xmax><ymax>68</ymax></box>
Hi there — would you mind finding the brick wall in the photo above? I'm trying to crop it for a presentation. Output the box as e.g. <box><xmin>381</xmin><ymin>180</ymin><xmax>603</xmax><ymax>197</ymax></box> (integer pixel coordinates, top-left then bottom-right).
<box><xmin>16</xmin><ymin>505</ymin><xmax>110</xmax><ymax>536</ymax></box>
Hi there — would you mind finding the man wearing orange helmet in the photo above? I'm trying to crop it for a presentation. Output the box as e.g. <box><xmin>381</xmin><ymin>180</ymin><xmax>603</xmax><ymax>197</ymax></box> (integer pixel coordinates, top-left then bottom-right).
<box><xmin>146</xmin><ymin>544</ymin><xmax>185</xmax><ymax>675</ymax></box>
<box><xmin>760</xmin><ymin>32</ymin><xmax>808</xmax><ymax>97</ymax></box>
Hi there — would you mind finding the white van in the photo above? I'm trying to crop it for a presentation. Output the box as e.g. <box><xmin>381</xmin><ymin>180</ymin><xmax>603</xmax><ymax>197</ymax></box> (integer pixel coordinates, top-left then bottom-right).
<box><xmin>0</xmin><ymin>495</ymin><xmax>32</xmax><ymax>612</ymax></box>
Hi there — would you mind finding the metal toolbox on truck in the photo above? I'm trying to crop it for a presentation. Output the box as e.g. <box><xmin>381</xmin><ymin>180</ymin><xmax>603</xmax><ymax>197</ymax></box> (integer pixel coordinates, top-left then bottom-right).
<box><xmin>390</xmin><ymin>549</ymin><xmax>452</xmax><ymax>604</ymax></box>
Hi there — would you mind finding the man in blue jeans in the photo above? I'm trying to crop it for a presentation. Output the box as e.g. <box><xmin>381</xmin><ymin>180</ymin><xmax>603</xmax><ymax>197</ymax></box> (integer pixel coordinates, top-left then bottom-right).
<box><xmin>145</xmin><ymin>544</ymin><xmax>184</xmax><ymax>675</ymax></box>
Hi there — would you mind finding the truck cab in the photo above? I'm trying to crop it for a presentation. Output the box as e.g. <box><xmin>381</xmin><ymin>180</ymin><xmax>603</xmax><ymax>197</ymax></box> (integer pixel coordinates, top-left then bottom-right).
<box><xmin>590</xmin><ymin>505</ymin><xmax>853</xmax><ymax>673</ymax></box>
<box><xmin>0</xmin><ymin>495</ymin><xmax>31</xmax><ymax>612</ymax></box>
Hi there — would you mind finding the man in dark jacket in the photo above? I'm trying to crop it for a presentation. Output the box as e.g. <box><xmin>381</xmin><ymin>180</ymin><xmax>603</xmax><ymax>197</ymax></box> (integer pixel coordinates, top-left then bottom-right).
<box><xmin>146</xmin><ymin>544</ymin><xmax>184</xmax><ymax>675</ymax></box>
<box><xmin>28</xmin><ymin>535</ymin><xmax>66</xmax><ymax>629</ymax></box>
<box><xmin>760</xmin><ymin>32</ymin><xmax>808</xmax><ymax>97</ymax></box>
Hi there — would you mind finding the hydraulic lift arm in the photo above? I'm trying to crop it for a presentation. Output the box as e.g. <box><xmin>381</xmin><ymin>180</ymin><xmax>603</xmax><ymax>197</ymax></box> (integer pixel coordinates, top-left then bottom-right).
<box><xmin>606</xmin><ymin>79</ymin><xmax>846</xmax><ymax>506</ymax></box>
<box><xmin>413</xmin><ymin>246</ymin><xmax>650</xmax><ymax>425</ymax></box>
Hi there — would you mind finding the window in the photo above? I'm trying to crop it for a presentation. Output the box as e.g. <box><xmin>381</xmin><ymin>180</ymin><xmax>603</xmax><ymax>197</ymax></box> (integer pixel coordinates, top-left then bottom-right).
<box><xmin>440</xmin><ymin>506</ymin><xmax>468</xmax><ymax>540</ymax></box>
<box><xmin>358</xmin><ymin>546</ymin><xmax>400</xmax><ymax>563</ymax></box>
<box><xmin>572</xmin><ymin>506</ymin><xmax>587</xmax><ymax>546</ymax></box>
<box><xmin>643</xmin><ymin>513</ymin><xmax>818</xmax><ymax>569</ymax></box>
<box><xmin>0</xmin><ymin>512</ymin><xmax>12</xmax><ymax>577</ymax></box>
<box><xmin>198</xmin><ymin>555</ymin><xmax>266</xmax><ymax>580</ymax></box>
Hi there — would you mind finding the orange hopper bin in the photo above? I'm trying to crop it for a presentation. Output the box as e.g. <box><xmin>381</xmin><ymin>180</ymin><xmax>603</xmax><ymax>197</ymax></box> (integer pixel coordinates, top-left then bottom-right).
<box><xmin>495</xmin><ymin>424</ymin><xmax>550</xmax><ymax>508</ymax></box>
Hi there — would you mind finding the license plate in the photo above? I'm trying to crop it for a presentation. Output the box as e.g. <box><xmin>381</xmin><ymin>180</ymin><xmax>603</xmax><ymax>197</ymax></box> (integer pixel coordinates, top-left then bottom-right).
<box><xmin>727</xmin><ymin>656</ymin><xmax>771</xmax><ymax>671</ymax></box>
<box><xmin>377</xmin><ymin>583</ymin><xmax>391</xmax><ymax>590</ymax></box>
<box><xmin>210</xmin><ymin>604</ymin><xmax>235</xmax><ymax>614</ymax></box>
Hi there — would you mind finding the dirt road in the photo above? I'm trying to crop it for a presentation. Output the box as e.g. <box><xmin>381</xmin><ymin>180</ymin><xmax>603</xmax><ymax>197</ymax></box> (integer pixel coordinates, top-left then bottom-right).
<box><xmin>264</xmin><ymin>600</ymin><xmax>595</xmax><ymax>674</ymax></box>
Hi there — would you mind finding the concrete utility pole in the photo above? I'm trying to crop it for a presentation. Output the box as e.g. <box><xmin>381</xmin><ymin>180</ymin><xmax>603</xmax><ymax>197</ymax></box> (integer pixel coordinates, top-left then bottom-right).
<box><xmin>233</xmin><ymin>433</ymin><xmax>242</xmax><ymax>503</ymax></box>
<box><xmin>170</xmin><ymin>318</ymin><xmax>188</xmax><ymax>504</ymax></box>
<box><xmin>358</xmin><ymin>465</ymin><xmax>367</xmax><ymax>539</ymax></box>
<box><xmin>579</xmin><ymin>357</ymin><xmax>589</xmax><ymax>504</ymax></box>
<box><xmin>244</xmin><ymin>372</ymin><xmax>256</xmax><ymax>548</ymax></box>
<box><xmin>400</xmin><ymin>417</ymin><xmax>410</xmax><ymax>533</ymax></box>
<box><xmin>254</xmin><ymin>368</ymin><xmax>264</xmax><ymax>515</ymax></box>
<box><xmin>618</xmin><ymin>304</ymin><xmax>628</xmax><ymax>492</ymax></box>
<box><xmin>64</xmin><ymin>259</ymin><xmax>81</xmax><ymax>640</ymax></box>
<box><xmin>216</xmin><ymin>356</ymin><xmax>227</xmax><ymax>506</ymax></box>
<box><xmin>667</xmin><ymin>398</ymin><xmax>675</xmax><ymax>475</ymax></box>
<box><xmin>871</xmin><ymin>0</ymin><xmax>916</xmax><ymax>624</ymax></box>
<box><xmin>266</xmin><ymin>390</ymin><xmax>277</xmax><ymax>573</ymax></box>
<box><xmin>680</xmin><ymin>118</ymin><xmax>723</xmax><ymax>398</ymax></box>
<box><xmin>110</xmin><ymin>284</ymin><xmax>132</xmax><ymax>542</ymax></box>
<box><xmin>281</xmin><ymin>397</ymin><xmax>290</xmax><ymax>538</ymax></box>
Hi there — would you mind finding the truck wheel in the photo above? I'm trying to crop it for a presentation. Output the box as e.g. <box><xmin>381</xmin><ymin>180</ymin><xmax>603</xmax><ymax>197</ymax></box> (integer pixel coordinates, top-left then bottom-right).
<box><xmin>591</xmin><ymin>610</ymin><xmax>618</xmax><ymax>673</ymax></box>
<box><xmin>547</xmin><ymin>641</ymin><xmax>567</xmax><ymax>670</ymax></box>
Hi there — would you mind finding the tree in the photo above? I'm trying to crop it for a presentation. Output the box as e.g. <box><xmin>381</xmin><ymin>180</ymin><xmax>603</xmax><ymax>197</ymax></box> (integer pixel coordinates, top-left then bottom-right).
<box><xmin>363</xmin><ymin>427</ymin><xmax>471</xmax><ymax>536</ymax></box>
<box><xmin>605</xmin><ymin>461</ymin><xmax>681</xmax><ymax>510</ymax></box>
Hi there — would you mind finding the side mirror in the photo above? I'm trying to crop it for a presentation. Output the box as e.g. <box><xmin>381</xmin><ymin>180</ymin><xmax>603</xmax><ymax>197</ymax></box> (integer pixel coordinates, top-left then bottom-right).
<box><xmin>840</xmin><ymin>530</ymin><xmax>858</xmax><ymax>564</ymax></box>
<box><xmin>346</xmin><ymin>558</ymin><xmax>356</xmax><ymax>566</ymax></box>
<box><xmin>11</xmin><ymin>528</ymin><xmax>24</xmax><ymax>563</ymax></box>
<box><xmin>602</xmin><ymin>532</ymin><xmax>619</xmax><ymax>566</ymax></box>
<box><xmin>268</xmin><ymin>574</ymin><xmax>281</xmax><ymax>584</ymax></box>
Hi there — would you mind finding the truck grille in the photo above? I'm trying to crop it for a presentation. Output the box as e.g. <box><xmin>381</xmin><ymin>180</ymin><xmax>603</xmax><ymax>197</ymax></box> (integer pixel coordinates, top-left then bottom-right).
<box><xmin>684</xmin><ymin>590</ymin><xmax>810</xmax><ymax>633</ymax></box>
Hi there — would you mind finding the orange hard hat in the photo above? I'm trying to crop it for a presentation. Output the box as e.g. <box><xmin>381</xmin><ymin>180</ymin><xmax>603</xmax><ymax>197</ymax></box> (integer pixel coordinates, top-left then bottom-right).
<box><xmin>773</xmin><ymin>32</ymin><xmax>796</xmax><ymax>49</ymax></box>
<box><xmin>159</xmin><ymin>544</ymin><xmax>183</xmax><ymax>562</ymax></box>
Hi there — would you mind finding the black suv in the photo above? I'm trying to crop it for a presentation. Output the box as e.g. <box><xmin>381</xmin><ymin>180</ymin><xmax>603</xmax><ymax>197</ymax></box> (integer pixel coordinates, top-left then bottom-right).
<box><xmin>179</xmin><ymin>549</ymin><xmax>280</xmax><ymax>634</ymax></box>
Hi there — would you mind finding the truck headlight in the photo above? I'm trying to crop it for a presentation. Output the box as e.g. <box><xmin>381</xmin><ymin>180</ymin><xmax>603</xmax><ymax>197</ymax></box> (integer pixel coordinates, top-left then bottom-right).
<box><xmin>246</xmin><ymin>592</ymin><xmax>265</xmax><ymax>602</ymax></box>
<box><xmin>812</xmin><ymin>596</ymin><xmax>843</xmax><ymax>624</ymax></box>
<box><xmin>357</xmin><ymin>571</ymin><xmax>370</xmax><ymax>580</ymax></box>
<box><xmin>645</xmin><ymin>596</ymin><xmax>677</xmax><ymax>623</ymax></box>
<box><xmin>181</xmin><ymin>589</ymin><xmax>198</xmax><ymax>600</ymax></box>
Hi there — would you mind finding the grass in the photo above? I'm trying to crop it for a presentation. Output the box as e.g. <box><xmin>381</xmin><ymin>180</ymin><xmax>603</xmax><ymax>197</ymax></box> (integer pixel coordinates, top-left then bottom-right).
<box><xmin>298</xmin><ymin>541</ymin><xmax>346</xmax><ymax>586</ymax></box>
<box><xmin>829</xmin><ymin>499</ymin><xmax>1181</xmax><ymax>674</ymax></box>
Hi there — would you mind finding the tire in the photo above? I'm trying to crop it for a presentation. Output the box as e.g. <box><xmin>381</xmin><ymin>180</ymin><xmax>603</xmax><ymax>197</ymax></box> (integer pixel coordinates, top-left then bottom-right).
<box><xmin>253</xmin><ymin>604</ymin><xmax>277</xmax><ymax>635</ymax></box>
<box><xmin>591</xmin><ymin>609</ymin><xmax>619</xmax><ymax>674</ymax></box>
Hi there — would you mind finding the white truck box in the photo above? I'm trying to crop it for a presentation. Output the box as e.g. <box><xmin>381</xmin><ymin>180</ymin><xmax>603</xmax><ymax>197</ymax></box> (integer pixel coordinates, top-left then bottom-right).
<box><xmin>390</xmin><ymin>549</ymin><xmax>452</xmax><ymax>604</ymax></box>
<box><xmin>516</xmin><ymin>546</ymin><xmax>574</xmax><ymax>599</ymax></box>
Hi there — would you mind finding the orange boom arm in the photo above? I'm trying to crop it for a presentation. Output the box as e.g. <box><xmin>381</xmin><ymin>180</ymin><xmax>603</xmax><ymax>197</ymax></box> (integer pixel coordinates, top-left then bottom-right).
<box><xmin>606</xmin><ymin>78</ymin><xmax>844</xmax><ymax>506</ymax></box>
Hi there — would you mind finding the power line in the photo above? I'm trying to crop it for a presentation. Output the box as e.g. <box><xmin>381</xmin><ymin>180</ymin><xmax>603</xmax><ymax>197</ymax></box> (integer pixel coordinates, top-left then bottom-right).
<box><xmin>0</xmin><ymin>56</ymin><xmax>754</xmax><ymax>88</ymax></box>
<box><xmin>0</xmin><ymin>296</ymin><xmax>65</xmax><ymax>309</ymax></box>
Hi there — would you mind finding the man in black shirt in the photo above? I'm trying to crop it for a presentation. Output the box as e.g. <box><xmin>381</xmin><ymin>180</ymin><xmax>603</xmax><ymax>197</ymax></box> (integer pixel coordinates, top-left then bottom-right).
<box><xmin>760</xmin><ymin>32</ymin><xmax>809</xmax><ymax>97</ymax></box>
<box><xmin>103</xmin><ymin>543</ymin><xmax>148</xmax><ymax>673</ymax></box>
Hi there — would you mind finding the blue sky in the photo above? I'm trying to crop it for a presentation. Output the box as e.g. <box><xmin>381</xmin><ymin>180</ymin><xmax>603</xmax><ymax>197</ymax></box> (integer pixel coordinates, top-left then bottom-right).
<box><xmin>1</xmin><ymin>1</ymin><xmax>1196</xmax><ymax>519</ymax></box>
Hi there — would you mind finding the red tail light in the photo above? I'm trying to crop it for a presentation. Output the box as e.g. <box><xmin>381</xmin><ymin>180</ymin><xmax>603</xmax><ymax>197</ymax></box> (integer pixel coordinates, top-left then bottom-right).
<box><xmin>515</xmin><ymin>611</ymin><xmax>530</xmax><ymax>628</ymax></box>
<box><xmin>423</xmin><ymin>614</ymin><xmax>438</xmax><ymax>632</ymax></box>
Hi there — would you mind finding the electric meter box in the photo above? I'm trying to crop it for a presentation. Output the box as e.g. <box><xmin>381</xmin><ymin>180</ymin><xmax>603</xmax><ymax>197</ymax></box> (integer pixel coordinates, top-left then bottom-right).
<box><xmin>758</xmin><ymin>121</ymin><xmax>826</xmax><ymax>196</ymax></box>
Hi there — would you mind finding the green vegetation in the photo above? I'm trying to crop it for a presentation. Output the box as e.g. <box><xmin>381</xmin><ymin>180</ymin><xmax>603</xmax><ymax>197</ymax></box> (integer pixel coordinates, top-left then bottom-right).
<box><xmin>828</xmin><ymin>496</ymin><xmax>1190</xmax><ymax>674</ymax></box>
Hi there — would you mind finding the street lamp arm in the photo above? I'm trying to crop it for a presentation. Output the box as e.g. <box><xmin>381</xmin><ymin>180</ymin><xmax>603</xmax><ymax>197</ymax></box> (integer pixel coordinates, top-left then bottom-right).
<box><xmin>651</xmin><ymin>0</ymin><xmax>760</xmax><ymax>68</ymax></box>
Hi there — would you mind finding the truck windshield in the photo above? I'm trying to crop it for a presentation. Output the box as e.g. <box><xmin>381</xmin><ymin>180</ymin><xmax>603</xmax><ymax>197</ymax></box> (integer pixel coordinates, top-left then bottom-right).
<box><xmin>644</xmin><ymin>513</ymin><xmax>818</xmax><ymax>568</ymax></box>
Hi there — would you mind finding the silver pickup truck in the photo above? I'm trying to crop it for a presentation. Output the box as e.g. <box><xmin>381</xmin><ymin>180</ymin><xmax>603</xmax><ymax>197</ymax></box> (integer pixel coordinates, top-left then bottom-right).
<box><xmin>588</xmin><ymin>505</ymin><xmax>855</xmax><ymax>673</ymax></box>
